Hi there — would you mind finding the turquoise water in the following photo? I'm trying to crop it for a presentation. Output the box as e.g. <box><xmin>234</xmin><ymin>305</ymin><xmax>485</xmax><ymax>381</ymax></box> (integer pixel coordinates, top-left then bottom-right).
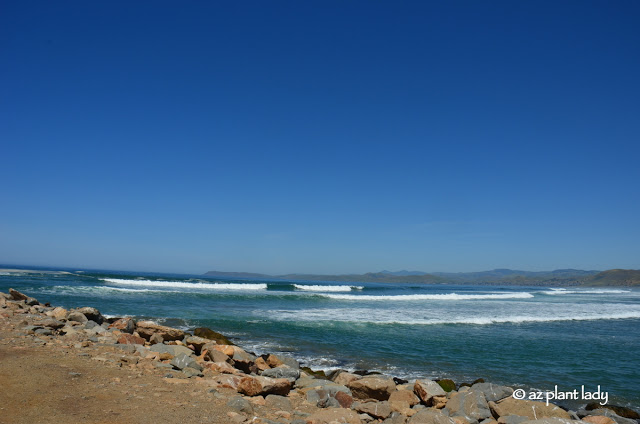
<box><xmin>2</xmin><ymin>268</ymin><xmax>639</xmax><ymax>409</ymax></box>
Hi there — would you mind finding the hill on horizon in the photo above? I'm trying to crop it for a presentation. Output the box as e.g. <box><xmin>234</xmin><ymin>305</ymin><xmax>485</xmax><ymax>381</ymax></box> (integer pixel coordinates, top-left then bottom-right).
<box><xmin>204</xmin><ymin>268</ymin><xmax>640</xmax><ymax>286</ymax></box>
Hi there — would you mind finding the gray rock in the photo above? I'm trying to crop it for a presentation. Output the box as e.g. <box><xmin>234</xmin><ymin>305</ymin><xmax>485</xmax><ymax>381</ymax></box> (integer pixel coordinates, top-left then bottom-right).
<box><xmin>41</xmin><ymin>319</ymin><xmax>65</xmax><ymax>329</ymax></box>
<box><xmin>154</xmin><ymin>362</ymin><xmax>173</xmax><ymax>369</ymax></box>
<box><xmin>265</xmin><ymin>394</ymin><xmax>292</xmax><ymax>411</ymax></box>
<box><xmin>444</xmin><ymin>390</ymin><xmax>491</xmax><ymax>424</ymax></box>
<box><xmin>384</xmin><ymin>412</ymin><xmax>410</xmax><ymax>424</ymax></box>
<box><xmin>261</xmin><ymin>365</ymin><xmax>300</xmax><ymax>381</ymax></box>
<box><xmin>499</xmin><ymin>416</ymin><xmax>529</xmax><ymax>424</ymax></box>
<box><xmin>170</xmin><ymin>353</ymin><xmax>203</xmax><ymax>371</ymax></box>
<box><xmin>226</xmin><ymin>396</ymin><xmax>254</xmax><ymax>414</ymax></box>
<box><xmin>34</xmin><ymin>328</ymin><xmax>53</xmax><ymax>336</ymax></box>
<box><xmin>471</xmin><ymin>383</ymin><xmax>514</xmax><ymax>402</ymax></box>
<box><xmin>150</xmin><ymin>343</ymin><xmax>194</xmax><ymax>357</ymax></box>
<box><xmin>181</xmin><ymin>366</ymin><xmax>204</xmax><ymax>378</ymax></box>
<box><xmin>67</xmin><ymin>311</ymin><xmax>88</xmax><ymax>323</ymax></box>
<box><xmin>75</xmin><ymin>307</ymin><xmax>104</xmax><ymax>324</ymax></box>
<box><xmin>354</xmin><ymin>400</ymin><xmax>393</xmax><ymax>419</ymax></box>
<box><xmin>84</xmin><ymin>321</ymin><xmax>99</xmax><ymax>330</ymax></box>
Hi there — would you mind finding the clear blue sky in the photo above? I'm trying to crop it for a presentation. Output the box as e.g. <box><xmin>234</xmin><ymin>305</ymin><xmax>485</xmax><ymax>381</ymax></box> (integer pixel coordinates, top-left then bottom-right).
<box><xmin>1</xmin><ymin>1</ymin><xmax>639</xmax><ymax>274</ymax></box>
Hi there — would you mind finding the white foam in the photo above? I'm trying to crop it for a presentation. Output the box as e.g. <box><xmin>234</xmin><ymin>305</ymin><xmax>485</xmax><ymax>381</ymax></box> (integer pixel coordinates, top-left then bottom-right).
<box><xmin>321</xmin><ymin>292</ymin><xmax>534</xmax><ymax>301</ymax></box>
<box><xmin>265</xmin><ymin>307</ymin><xmax>640</xmax><ymax>325</ymax></box>
<box><xmin>542</xmin><ymin>289</ymin><xmax>632</xmax><ymax>295</ymax></box>
<box><xmin>101</xmin><ymin>278</ymin><xmax>267</xmax><ymax>291</ymax></box>
<box><xmin>293</xmin><ymin>284</ymin><xmax>364</xmax><ymax>292</ymax></box>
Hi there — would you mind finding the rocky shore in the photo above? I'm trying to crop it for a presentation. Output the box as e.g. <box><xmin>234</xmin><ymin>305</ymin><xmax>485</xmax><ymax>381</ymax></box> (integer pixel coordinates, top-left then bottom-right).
<box><xmin>1</xmin><ymin>288</ymin><xmax>638</xmax><ymax>424</ymax></box>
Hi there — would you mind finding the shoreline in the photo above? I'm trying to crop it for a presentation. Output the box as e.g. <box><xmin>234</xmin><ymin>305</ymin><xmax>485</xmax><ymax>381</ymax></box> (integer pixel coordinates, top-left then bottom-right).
<box><xmin>1</xmin><ymin>288</ymin><xmax>639</xmax><ymax>424</ymax></box>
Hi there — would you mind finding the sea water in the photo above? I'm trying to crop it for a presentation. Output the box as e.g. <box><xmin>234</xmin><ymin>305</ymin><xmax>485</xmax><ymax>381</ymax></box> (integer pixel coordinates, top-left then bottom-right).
<box><xmin>1</xmin><ymin>268</ymin><xmax>638</xmax><ymax>409</ymax></box>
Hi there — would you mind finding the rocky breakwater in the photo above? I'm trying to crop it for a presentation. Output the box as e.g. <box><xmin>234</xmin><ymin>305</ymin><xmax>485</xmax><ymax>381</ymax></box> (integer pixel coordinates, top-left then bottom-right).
<box><xmin>1</xmin><ymin>288</ymin><xmax>639</xmax><ymax>424</ymax></box>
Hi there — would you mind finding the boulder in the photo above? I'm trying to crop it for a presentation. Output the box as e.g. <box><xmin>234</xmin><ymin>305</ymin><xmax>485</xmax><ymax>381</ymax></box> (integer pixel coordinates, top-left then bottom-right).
<box><xmin>335</xmin><ymin>391</ymin><xmax>355</xmax><ymax>408</ymax></box>
<box><xmin>308</xmin><ymin>389</ymin><xmax>340</xmax><ymax>408</ymax></box>
<box><xmin>471</xmin><ymin>383</ymin><xmax>513</xmax><ymax>403</ymax></box>
<box><xmin>348</xmin><ymin>375</ymin><xmax>396</xmax><ymax>401</ymax></box>
<box><xmin>109</xmin><ymin>318</ymin><xmax>136</xmax><ymax>334</ymax></box>
<box><xmin>193</xmin><ymin>327</ymin><xmax>233</xmax><ymax>345</ymax></box>
<box><xmin>261</xmin><ymin>365</ymin><xmax>300</xmax><ymax>381</ymax></box>
<box><xmin>255</xmin><ymin>356</ymin><xmax>270</xmax><ymax>371</ymax></box>
<box><xmin>8</xmin><ymin>288</ymin><xmax>28</xmax><ymax>301</ymax></box>
<box><xmin>183</xmin><ymin>335</ymin><xmax>210</xmax><ymax>354</ymax></box>
<box><xmin>306</xmin><ymin>408</ymin><xmax>362</xmax><ymax>424</ymax></box>
<box><xmin>583</xmin><ymin>410</ymin><xmax>638</xmax><ymax>424</ymax></box>
<box><xmin>585</xmin><ymin>404</ymin><xmax>640</xmax><ymax>420</ymax></box>
<box><xmin>497</xmin><ymin>416</ymin><xmax>529</xmax><ymax>424</ymax></box>
<box><xmin>170</xmin><ymin>353</ymin><xmax>203</xmax><ymax>371</ymax></box>
<box><xmin>415</xmin><ymin>380</ymin><xmax>447</xmax><ymax>405</ymax></box>
<box><xmin>488</xmin><ymin>398</ymin><xmax>571</xmax><ymax>421</ymax></box>
<box><xmin>75</xmin><ymin>307</ymin><xmax>104</xmax><ymax>324</ymax></box>
<box><xmin>409</xmin><ymin>409</ymin><xmax>458</xmax><ymax>424</ymax></box>
<box><xmin>237</xmin><ymin>376</ymin><xmax>292</xmax><ymax>396</ymax></box>
<box><xmin>518</xmin><ymin>419</ymin><xmax>582</xmax><ymax>424</ymax></box>
<box><xmin>149</xmin><ymin>343</ymin><xmax>193</xmax><ymax>357</ymax></box>
<box><xmin>445</xmin><ymin>390</ymin><xmax>491</xmax><ymax>423</ymax></box>
<box><xmin>44</xmin><ymin>306</ymin><xmax>67</xmax><ymax>320</ymax></box>
<box><xmin>226</xmin><ymin>396</ymin><xmax>254</xmax><ymax>414</ymax></box>
<box><xmin>266</xmin><ymin>353</ymin><xmax>299</xmax><ymax>369</ymax></box>
<box><xmin>265</xmin><ymin>394</ymin><xmax>292</xmax><ymax>411</ymax></box>
<box><xmin>437</xmin><ymin>379</ymin><xmax>457</xmax><ymax>392</ymax></box>
<box><xmin>206</xmin><ymin>349</ymin><xmax>232</xmax><ymax>363</ymax></box>
<box><xmin>390</xmin><ymin>389</ymin><xmax>420</xmax><ymax>406</ymax></box>
<box><xmin>40</xmin><ymin>318</ymin><xmax>65</xmax><ymax>329</ymax></box>
<box><xmin>136</xmin><ymin>321</ymin><xmax>185</xmax><ymax>341</ymax></box>
<box><xmin>149</xmin><ymin>334</ymin><xmax>164</xmax><ymax>345</ymax></box>
<box><xmin>117</xmin><ymin>333</ymin><xmax>146</xmax><ymax>345</ymax></box>
<box><xmin>301</xmin><ymin>366</ymin><xmax>327</xmax><ymax>379</ymax></box>
<box><xmin>66</xmin><ymin>311</ymin><xmax>89</xmax><ymax>324</ymax></box>
<box><xmin>334</xmin><ymin>372</ymin><xmax>362</xmax><ymax>386</ymax></box>
<box><xmin>204</xmin><ymin>361</ymin><xmax>238</xmax><ymax>374</ymax></box>
<box><xmin>354</xmin><ymin>401</ymin><xmax>393</xmax><ymax>419</ymax></box>
<box><xmin>583</xmin><ymin>417</ymin><xmax>617</xmax><ymax>424</ymax></box>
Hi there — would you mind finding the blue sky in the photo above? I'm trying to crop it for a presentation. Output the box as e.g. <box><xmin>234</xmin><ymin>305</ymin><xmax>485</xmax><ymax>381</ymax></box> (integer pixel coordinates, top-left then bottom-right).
<box><xmin>1</xmin><ymin>1</ymin><xmax>639</xmax><ymax>274</ymax></box>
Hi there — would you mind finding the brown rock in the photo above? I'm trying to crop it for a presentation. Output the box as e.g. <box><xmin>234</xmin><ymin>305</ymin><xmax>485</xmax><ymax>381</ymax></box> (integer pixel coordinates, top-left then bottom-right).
<box><xmin>117</xmin><ymin>333</ymin><xmax>146</xmax><ymax>345</ymax></box>
<box><xmin>205</xmin><ymin>349</ymin><xmax>231</xmax><ymax>363</ymax></box>
<box><xmin>334</xmin><ymin>371</ymin><xmax>361</xmax><ymax>386</ymax></box>
<box><xmin>306</xmin><ymin>408</ymin><xmax>362</xmax><ymax>424</ymax></box>
<box><xmin>488</xmin><ymin>398</ymin><xmax>571</xmax><ymax>420</ymax></box>
<box><xmin>136</xmin><ymin>321</ymin><xmax>185</xmax><ymax>341</ymax></box>
<box><xmin>266</xmin><ymin>353</ymin><xmax>284</xmax><ymax>368</ymax></box>
<box><xmin>335</xmin><ymin>390</ymin><xmax>354</xmax><ymax>408</ymax></box>
<box><xmin>109</xmin><ymin>318</ymin><xmax>136</xmax><ymax>334</ymax></box>
<box><xmin>215</xmin><ymin>375</ymin><xmax>243</xmax><ymax>390</ymax></box>
<box><xmin>390</xmin><ymin>389</ymin><xmax>420</xmax><ymax>406</ymax></box>
<box><xmin>149</xmin><ymin>334</ymin><xmax>164</xmax><ymax>345</ymax></box>
<box><xmin>414</xmin><ymin>380</ymin><xmax>446</xmax><ymax>405</ymax></box>
<box><xmin>583</xmin><ymin>416</ymin><xmax>617</xmax><ymax>424</ymax></box>
<box><xmin>9</xmin><ymin>288</ymin><xmax>28</xmax><ymax>301</ymax></box>
<box><xmin>205</xmin><ymin>361</ymin><xmax>238</xmax><ymax>374</ymax></box>
<box><xmin>48</xmin><ymin>307</ymin><xmax>68</xmax><ymax>320</ymax></box>
<box><xmin>409</xmin><ymin>409</ymin><xmax>457</xmax><ymax>424</ymax></box>
<box><xmin>237</xmin><ymin>376</ymin><xmax>292</xmax><ymax>397</ymax></box>
<box><xmin>193</xmin><ymin>327</ymin><xmax>233</xmax><ymax>345</ymax></box>
<box><xmin>255</xmin><ymin>356</ymin><xmax>270</xmax><ymax>371</ymax></box>
<box><xmin>347</xmin><ymin>375</ymin><xmax>396</xmax><ymax>401</ymax></box>
<box><xmin>354</xmin><ymin>400</ymin><xmax>392</xmax><ymax>419</ymax></box>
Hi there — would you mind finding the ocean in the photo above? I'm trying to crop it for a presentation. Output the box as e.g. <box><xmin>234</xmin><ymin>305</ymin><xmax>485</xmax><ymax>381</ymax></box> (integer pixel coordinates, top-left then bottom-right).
<box><xmin>2</xmin><ymin>268</ymin><xmax>639</xmax><ymax>409</ymax></box>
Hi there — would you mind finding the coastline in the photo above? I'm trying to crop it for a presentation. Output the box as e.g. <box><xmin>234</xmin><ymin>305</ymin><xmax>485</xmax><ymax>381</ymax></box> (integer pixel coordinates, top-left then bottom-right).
<box><xmin>1</xmin><ymin>288</ymin><xmax>638</xmax><ymax>424</ymax></box>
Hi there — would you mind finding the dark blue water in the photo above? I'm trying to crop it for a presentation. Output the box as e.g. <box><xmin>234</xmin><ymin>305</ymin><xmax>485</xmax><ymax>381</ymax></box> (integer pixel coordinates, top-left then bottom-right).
<box><xmin>1</xmin><ymin>267</ymin><xmax>638</xmax><ymax>409</ymax></box>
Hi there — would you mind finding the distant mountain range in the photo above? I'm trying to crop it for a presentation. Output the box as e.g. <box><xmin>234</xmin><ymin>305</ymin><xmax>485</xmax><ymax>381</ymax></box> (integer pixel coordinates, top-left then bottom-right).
<box><xmin>204</xmin><ymin>268</ymin><xmax>640</xmax><ymax>286</ymax></box>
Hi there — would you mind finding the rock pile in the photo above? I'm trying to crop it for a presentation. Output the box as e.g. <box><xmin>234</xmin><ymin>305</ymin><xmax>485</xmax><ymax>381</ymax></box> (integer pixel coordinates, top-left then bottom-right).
<box><xmin>1</xmin><ymin>289</ymin><xmax>638</xmax><ymax>424</ymax></box>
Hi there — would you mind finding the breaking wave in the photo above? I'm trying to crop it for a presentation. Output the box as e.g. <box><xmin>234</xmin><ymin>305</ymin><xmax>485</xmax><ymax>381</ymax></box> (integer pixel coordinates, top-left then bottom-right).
<box><xmin>319</xmin><ymin>292</ymin><xmax>534</xmax><ymax>301</ymax></box>
<box><xmin>100</xmin><ymin>278</ymin><xmax>267</xmax><ymax>291</ymax></box>
<box><xmin>293</xmin><ymin>284</ymin><xmax>363</xmax><ymax>292</ymax></box>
